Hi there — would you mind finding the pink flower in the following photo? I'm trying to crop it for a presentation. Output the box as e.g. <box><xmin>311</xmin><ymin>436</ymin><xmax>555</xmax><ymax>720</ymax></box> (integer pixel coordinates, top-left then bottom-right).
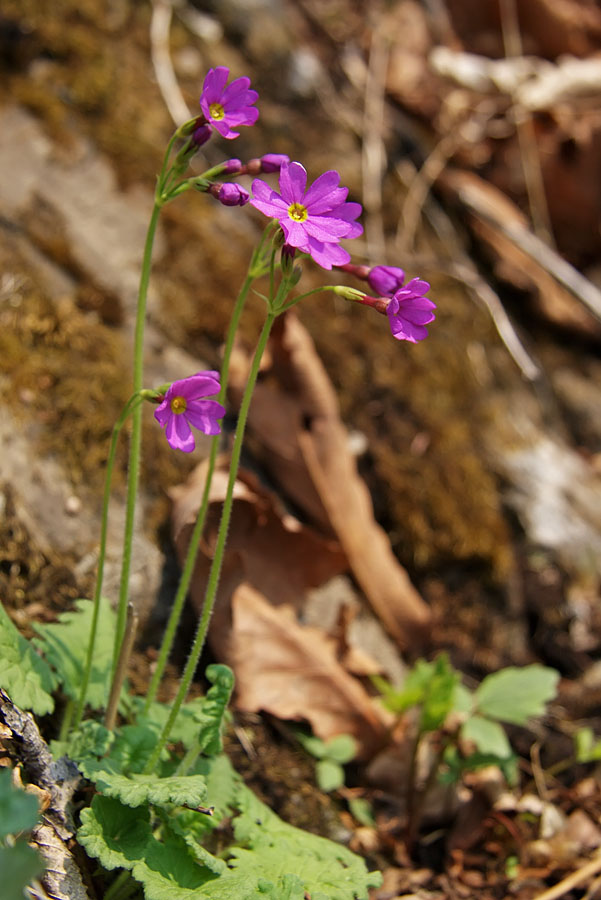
<box><xmin>154</xmin><ymin>372</ymin><xmax>225</xmax><ymax>452</ymax></box>
<box><xmin>250</xmin><ymin>161</ymin><xmax>362</xmax><ymax>270</ymax></box>
<box><xmin>367</xmin><ymin>266</ymin><xmax>406</xmax><ymax>297</ymax></box>
<box><xmin>386</xmin><ymin>279</ymin><xmax>436</xmax><ymax>343</ymax></box>
<box><xmin>199</xmin><ymin>67</ymin><xmax>259</xmax><ymax>140</ymax></box>
<box><xmin>208</xmin><ymin>182</ymin><xmax>250</xmax><ymax>207</ymax></box>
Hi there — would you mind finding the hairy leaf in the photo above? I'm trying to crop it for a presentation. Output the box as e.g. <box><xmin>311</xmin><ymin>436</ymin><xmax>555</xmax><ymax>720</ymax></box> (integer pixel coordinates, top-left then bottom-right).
<box><xmin>193</xmin><ymin>664</ymin><xmax>235</xmax><ymax>756</ymax></box>
<box><xmin>475</xmin><ymin>665</ymin><xmax>559</xmax><ymax>725</ymax></box>
<box><xmin>33</xmin><ymin>597</ymin><xmax>117</xmax><ymax>709</ymax></box>
<box><xmin>0</xmin><ymin>768</ymin><xmax>40</xmax><ymax>838</ymax></box>
<box><xmin>85</xmin><ymin>771</ymin><xmax>208</xmax><ymax>809</ymax></box>
<box><xmin>78</xmin><ymin>795</ymin><xmax>152</xmax><ymax>871</ymax></box>
<box><xmin>0</xmin><ymin>602</ymin><xmax>55</xmax><ymax>716</ymax></box>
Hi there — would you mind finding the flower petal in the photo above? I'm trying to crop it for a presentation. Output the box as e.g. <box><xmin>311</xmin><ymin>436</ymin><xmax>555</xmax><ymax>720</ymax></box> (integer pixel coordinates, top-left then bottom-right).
<box><xmin>184</xmin><ymin>399</ymin><xmax>226</xmax><ymax>435</ymax></box>
<box><xmin>154</xmin><ymin>398</ymin><xmax>171</xmax><ymax>427</ymax></box>
<box><xmin>279</xmin><ymin>162</ymin><xmax>307</xmax><ymax>203</ymax></box>
<box><xmin>202</xmin><ymin>66</ymin><xmax>229</xmax><ymax>103</ymax></box>
<box><xmin>166</xmin><ymin>412</ymin><xmax>195</xmax><ymax>452</ymax></box>
<box><xmin>173</xmin><ymin>371</ymin><xmax>221</xmax><ymax>400</ymax></box>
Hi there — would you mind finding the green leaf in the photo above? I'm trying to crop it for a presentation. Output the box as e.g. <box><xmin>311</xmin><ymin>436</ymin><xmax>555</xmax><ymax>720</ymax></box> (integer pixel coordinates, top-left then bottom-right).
<box><xmin>193</xmin><ymin>664</ymin><xmax>235</xmax><ymax>756</ymax></box>
<box><xmin>131</xmin><ymin>831</ymin><xmax>218</xmax><ymax>899</ymax></box>
<box><xmin>164</xmin><ymin>811</ymin><xmax>227</xmax><ymax>875</ymax></box>
<box><xmin>33</xmin><ymin>597</ymin><xmax>119</xmax><ymax>709</ymax></box>
<box><xmin>296</xmin><ymin>733</ymin><xmax>327</xmax><ymax>759</ymax></box>
<box><xmin>0</xmin><ymin>769</ymin><xmax>40</xmax><ymax>838</ymax></box>
<box><xmin>574</xmin><ymin>727</ymin><xmax>601</xmax><ymax>763</ymax></box>
<box><xmin>475</xmin><ymin>665</ymin><xmax>559</xmax><ymax>725</ymax></box>
<box><xmin>228</xmin><ymin>779</ymin><xmax>381</xmax><ymax>899</ymax></box>
<box><xmin>461</xmin><ymin>715</ymin><xmax>512</xmax><ymax>758</ymax></box>
<box><xmin>131</xmin><ymin>665</ymin><xmax>234</xmax><ymax>757</ymax></box>
<box><xmin>51</xmin><ymin>719</ymin><xmax>114</xmax><ymax>764</ymax></box>
<box><xmin>0</xmin><ymin>602</ymin><xmax>55</xmax><ymax>715</ymax></box>
<box><xmin>442</xmin><ymin>744</ymin><xmax>519</xmax><ymax>786</ymax></box>
<box><xmin>348</xmin><ymin>797</ymin><xmax>375</xmax><ymax>827</ymax></box>
<box><xmin>316</xmin><ymin>759</ymin><xmax>344</xmax><ymax>793</ymax></box>
<box><xmin>77</xmin><ymin>794</ymin><xmax>152</xmax><ymax>871</ymax></box>
<box><xmin>323</xmin><ymin>735</ymin><xmax>357</xmax><ymax>764</ymax></box>
<box><xmin>84</xmin><ymin>771</ymin><xmax>208</xmax><ymax>809</ymax></box>
<box><xmin>419</xmin><ymin>655</ymin><xmax>461</xmax><ymax>732</ymax></box>
<box><xmin>0</xmin><ymin>843</ymin><xmax>44</xmax><ymax>900</ymax></box>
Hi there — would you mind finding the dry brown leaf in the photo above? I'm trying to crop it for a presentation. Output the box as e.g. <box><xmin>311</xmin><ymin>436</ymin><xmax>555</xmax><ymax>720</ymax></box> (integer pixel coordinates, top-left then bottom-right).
<box><xmin>228</xmin><ymin>313</ymin><xmax>431</xmax><ymax>648</ymax></box>
<box><xmin>170</xmin><ymin>459</ymin><xmax>347</xmax><ymax>613</ymax></box>
<box><xmin>225</xmin><ymin>583</ymin><xmax>391</xmax><ymax>759</ymax></box>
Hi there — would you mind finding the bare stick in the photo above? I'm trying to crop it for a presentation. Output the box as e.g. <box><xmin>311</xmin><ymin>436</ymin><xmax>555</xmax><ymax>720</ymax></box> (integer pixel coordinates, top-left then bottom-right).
<box><xmin>150</xmin><ymin>0</ymin><xmax>191</xmax><ymax>127</ymax></box>
<box><xmin>532</xmin><ymin>849</ymin><xmax>601</xmax><ymax>900</ymax></box>
<box><xmin>499</xmin><ymin>0</ymin><xmax>555</xmax><ymax>246</ymax></box>
<box><xmin>361</xmin><ymin>6</ymin><xmax>389</xmax><ymax>262</ymax></box>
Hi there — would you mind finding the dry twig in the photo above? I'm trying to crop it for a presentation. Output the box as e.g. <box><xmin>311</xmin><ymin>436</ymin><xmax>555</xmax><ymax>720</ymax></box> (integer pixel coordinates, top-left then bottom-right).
<box><xmin>150</xmin><ymin>0</ymin><xmax>191</xmax><ymax>127</ymax></box>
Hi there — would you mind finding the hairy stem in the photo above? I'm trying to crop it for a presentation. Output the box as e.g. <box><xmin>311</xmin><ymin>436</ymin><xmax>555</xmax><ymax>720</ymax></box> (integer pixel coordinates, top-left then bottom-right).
<box><xmin>143</xmin><ymin>311</ymin><xmax>276</xmax><ymax>773</ymax></box>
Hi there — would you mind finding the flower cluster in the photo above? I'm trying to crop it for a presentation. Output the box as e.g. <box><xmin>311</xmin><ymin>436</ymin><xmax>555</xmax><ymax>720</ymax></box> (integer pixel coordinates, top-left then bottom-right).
<box><xmin>250</xmin><ymin>161</ymin><xmax>362</xmax><ymax>270</ymax></box>
<box><xmin>154</xmin><ymin>372</ymin><xmax>225</xmax><ymax>452</ymax></box>
<box><xmin>155</xmin><ymin>68</ymin><xmax>437</xmax><ymax>452</ymax></box>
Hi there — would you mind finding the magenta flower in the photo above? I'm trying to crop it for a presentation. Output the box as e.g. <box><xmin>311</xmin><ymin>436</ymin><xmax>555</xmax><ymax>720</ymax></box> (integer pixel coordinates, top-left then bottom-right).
<box><xmin>199</xmin><ymin>67</ymin><xmax>259</xmax><ymax>139</ymax></box>
<box><xmin>154</xmin><ymin>372</ymin><xmax>225</xmax><ymax>452</ymax></box>
<box><xmin>386</xmin><ymin>279</ymin><xmax>436</xmax><ymax>343</ymax></box>
<box><xmin>367</xmin><ymin>265</ymin><xmax>406</xmax><ymax>297</ymax></box>
<box><xmin>208</xmin><ymin>182</ymin><xmax>250</xmax><ymax>207</ymax></box>
<box><xmin>250</xmin><ymin>161</ymin><xmax>362</xmax><ymax>270</ymax></box>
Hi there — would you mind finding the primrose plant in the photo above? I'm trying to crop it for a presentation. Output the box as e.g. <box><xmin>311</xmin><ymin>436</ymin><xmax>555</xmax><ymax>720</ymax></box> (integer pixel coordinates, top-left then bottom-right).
<box><xmin>0</xmin><ymin>66</ymin><xmax>437</xmax><ymax>899</ymax></box>
<box><xmin>374</xmin><ymin>655</ymin><xmax>559</xmax><ymax>846</ymax></box>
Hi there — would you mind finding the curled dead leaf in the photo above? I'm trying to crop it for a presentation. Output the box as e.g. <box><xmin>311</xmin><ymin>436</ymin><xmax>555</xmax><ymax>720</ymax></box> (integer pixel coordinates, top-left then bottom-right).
<box><xmin>227</xmin><ymin>312</ymin><xmax>431</xmax><ymax>648</ymax></box>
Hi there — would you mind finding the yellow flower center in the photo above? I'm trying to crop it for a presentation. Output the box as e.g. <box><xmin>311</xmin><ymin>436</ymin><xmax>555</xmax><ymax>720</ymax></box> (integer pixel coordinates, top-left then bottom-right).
<box><xmin>287</xmin><ymin>202</ymin><xmax>308</xmax><ymax>223</ymax></box>
<box><xmin>209</xmin><ymin>102</ymin><xmax>225</xmax><ymax>121</ymax></box>
<box><xmin>170</xmin><ymin>396</ymin><xmax>187</xmax><ymax>415</ymax></box>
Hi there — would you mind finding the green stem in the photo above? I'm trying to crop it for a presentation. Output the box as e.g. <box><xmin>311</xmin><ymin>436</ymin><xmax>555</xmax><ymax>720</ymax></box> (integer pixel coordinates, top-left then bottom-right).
<box><xmin>58</xmin><ymin>699</ymin><xmax>74</xmax><ymax>744</ymax></box>
<box><xmin>103</xmin><ymin>869</ymin><xmax>135</xmax><ymax>900</ymax></box>
<box><xmin>142</xmin><ymin>273</ymin><xmax>254</xmax><ymax>711</ymax></box>
<box><xmin>143</xmin><ymin>311</ymin><xmax>276</xmax><ymax>774</ymax></box>
<box><xmin>73</xmin><ymin>393</ymin><xmax>144</xmax><ymax>731</ymax></box>
<box><xmin>113</xmin><ymin>202</ymin><xmax>162</xmax><ymax>676</ymax></box>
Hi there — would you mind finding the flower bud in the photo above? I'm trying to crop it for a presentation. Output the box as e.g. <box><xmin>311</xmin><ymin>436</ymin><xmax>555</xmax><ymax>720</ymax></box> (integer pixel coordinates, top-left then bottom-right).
<box><xmin>367</xmin><ymin>265</ymin><xmax>406</xmax><ymax>297</ymax></box>
<box><xmin>209</xmin><ymin>182</ymin><xmax>250</xmax><ymax>207</ymax></box>
<box><xmin>192</xmin><ymin>123</ymin><xmax>212</xmax><ymax>148</ymax></box>
<box><xmin>223</xmin><ymin>158</ymin><xmax>243</xmax><ymax>174</ymax></box>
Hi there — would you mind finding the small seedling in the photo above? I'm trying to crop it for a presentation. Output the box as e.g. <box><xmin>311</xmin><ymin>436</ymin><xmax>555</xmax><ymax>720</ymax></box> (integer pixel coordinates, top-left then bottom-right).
<box><xmin>297</xmin><ymin>732</ymin><xmax>358</xmax><ymax>793</ymax></box>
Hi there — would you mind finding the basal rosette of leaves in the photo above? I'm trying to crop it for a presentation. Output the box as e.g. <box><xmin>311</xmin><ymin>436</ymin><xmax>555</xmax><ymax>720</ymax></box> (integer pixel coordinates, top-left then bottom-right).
<box><xmin>0</xmin><ymin>597</ymin><xmax>381</xmax><ymax>899</ymax></box>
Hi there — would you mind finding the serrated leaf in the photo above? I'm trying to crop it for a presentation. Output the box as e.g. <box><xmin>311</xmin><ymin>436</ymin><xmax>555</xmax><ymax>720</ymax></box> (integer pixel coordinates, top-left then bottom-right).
<box><xmin>0</xmin><ymin>842</ymin><xmax>44</xmax><ymax>900</ymax></box>
<box><xmin>475</xmin><ymin>665</ymin><xmax>559</xmax><ymax>725</ymax></box>
<box><xmin>0</xmin><ymin>769</ymin><xmax>40</xmax><ymax>838</ymax></box>
<box><xmin>316</xmin><ymin>759</ymin><xmax>344</xmax><ymax>793</ymax></box>
<box><xmin>461</xmin><ymin>715</ymin><xmax>512</xmax><ymax>758</ymax></box>
<box><xmin>86</xmin><ymin>771</ymin><xmax>208</xmax><ymax>809</ymax></box>
<box><xmin>0</xmin><ymin>602</ymin><xmax>55</xmax><ymax>715</ymax></box>
<box><xmin>130</xmin><ymin>831</ymin><xmax>218</xmax><ymax>900</ymax></box>
<box><xmin>33</xmin><ymin>597</ymin><xmax>117</xmax><ymax>709</ymax></box>
<box><xmin>229</xmin><ymin>780</ymin><xmax>381</xmax><ymax>899</ymax></box>
<box><xmin>193</xmin><ymin>664</ymin><xmax>235</xmax><ymax>756</ymax></box>
<box><xmin>77</xmin><ymin>794</ymin><xmax>152</xmax><ymax>871</ymax></box>
<box><xmin>324</xmin><ymin>734</ymin><xmax>357</xmax><ymax>764</ymax></box>
<box><xmin>75</xmin><ymin>723</ymin><xmax>167</xmax><ymax>779</ymax></box>
<box><xmin>165</xmin><ymin>811</ymin><xmax>227</xmax><ymax>875</ymax></box>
